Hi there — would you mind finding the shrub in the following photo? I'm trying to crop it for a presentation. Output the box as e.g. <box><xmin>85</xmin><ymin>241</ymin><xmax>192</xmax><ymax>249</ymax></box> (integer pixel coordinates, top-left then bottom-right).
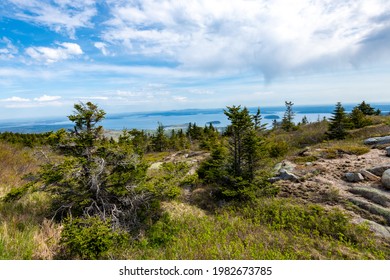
<box><xmin>267</xmin><ymin>140</ymin><xmax>289</xmax><ymax>158</ymax></box>
<box><xmin>59</xmin><ymin>216</ymin><xmax>129</xmax><ymax>259</ymax></box>
<box><xmin>146</xmin><ymin>213</ymin><xmax>179</xmax><ymax>247</ymax></box>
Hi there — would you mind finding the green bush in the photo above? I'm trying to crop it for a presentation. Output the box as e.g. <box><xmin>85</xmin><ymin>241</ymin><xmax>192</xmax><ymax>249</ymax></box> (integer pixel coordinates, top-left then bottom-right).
<box><xmin>146</xmin><ymin>213</ymin><xmax>179</xmax><ymax>247</ymax></box>
<box><xmin>268</xmin><ymin>140</ymin><xmax>289</xmax><ymax>158</ymax></box>
<box><xmin>1</xmin><ymin>183</ymin><xmax>32</xmax><ymax>203</ymax></box>
<box><xmin>59</xmin><ymin>216</ymin><xmax>129</xmax><ymax>259</ymax></box>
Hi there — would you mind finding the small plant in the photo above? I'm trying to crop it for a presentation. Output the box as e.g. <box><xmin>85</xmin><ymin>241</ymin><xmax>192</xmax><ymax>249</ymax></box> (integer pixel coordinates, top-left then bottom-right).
<box><xmin>268</xmin><ymin>140</ymin><xmax>289</xmax><ymax>158</ymax></box>
<box><xmin>146</xmin><ymin>213</ymin><xmax>179</xmax><ymax>247</ymax></box>
<box><xmin>1</xmin><ymin>183</ymin><xmax>32</xmax><ymax>203</ymax></box>
<box><xmin>59</xmin><ymin>216</ymin><xmax>129</xmax><ymax>259</ymax></box>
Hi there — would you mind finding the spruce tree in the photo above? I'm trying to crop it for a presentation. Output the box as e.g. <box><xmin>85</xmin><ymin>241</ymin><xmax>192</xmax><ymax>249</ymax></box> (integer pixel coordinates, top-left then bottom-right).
<box><xmin>357</xmin><ymin>101</ymin><xmax>381</xmax><ymax>116</ymax></box>
<box><xmin>281</xmin><ymin>101</ymin><xmax>295</xmax><ymax>131</ymax></box>
<box><xmin>327</xmin><ymin>102</ymin><xmax>349</xmax><ymax>140</ymax></box>
<box><xmin>350</xmin><ymin>107</ymin><xmax>372</xmax><ymax>129</ymax></box>
<box><xmin>38</xmin><ymin>102</ymin><xmax>151</xmax><ymax>230</ymax></box>
<box><xmin>152</xmin><ymin>122</ymin><xmax>168</xmax><ymax>152</ymax></box>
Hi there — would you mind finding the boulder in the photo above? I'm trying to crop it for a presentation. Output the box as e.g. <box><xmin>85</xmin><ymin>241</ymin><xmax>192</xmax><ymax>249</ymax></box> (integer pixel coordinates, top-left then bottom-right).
<box><xmin>364</xmin><ymin>135</ymin><xmax>390</xmax><ymax>145</ymax></box>
<box><xmin>269</xmin><ymin>169</ymin><xmax>300</xmax><ymax>183</ymax></box>
<box><xmin>367</xmin><ymin>165</ymin><xmax>390</xmax><ymax>176</ymax></box>
<box><xmin>382</xmin><ymin>169</ymin><xmax>390</xmax><ymax>190</ymax></box>
<box><xmin>360</xmin><ymin>169</ymin><xmax>380</xmax><ymax>181</ymax></box>
<box><xmin>386</xmin><ymin>146</ymin><xmax>390</xmax><ymax>157</ymax></box>
<box><xmin>274</xmin><ymin>160</ymin><xmax>296</xmax><ymax>173</ymax></box>
<box><xmin>279</xmin><ymin>169</ymin><xmax>300</xmax><ymax>182</ymax></box>
<box><xmin>344</xmin><ymin>172</ymin><xmax>364</xmax><ymax>183</ymax></box>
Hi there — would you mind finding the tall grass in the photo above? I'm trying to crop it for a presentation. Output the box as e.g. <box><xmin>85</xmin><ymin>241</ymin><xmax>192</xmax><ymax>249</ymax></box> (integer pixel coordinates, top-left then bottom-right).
<box><xmin>0</xmin><ymin>141</ymin><xmax>61</xmax><ymax>259</ymax></box>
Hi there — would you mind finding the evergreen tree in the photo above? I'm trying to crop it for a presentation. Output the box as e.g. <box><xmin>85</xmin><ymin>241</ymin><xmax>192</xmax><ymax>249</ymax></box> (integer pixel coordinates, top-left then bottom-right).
<box><xmin>301</xmin><ymin>115</ymin><xmax>309</xmax><ymax>125</ymax></box>
<box><xmin>38</xmin><ymin>102</ymin><xmax>151</xmax><ymax>231</ymax></box>
<box><xmin>357</xmin><ymin>101</ymin><xmax>381</xmax><ymax>116</ymax></box>
<box><xmin>281</xmin><ymin>101</ymin><xmax>295</xmax><ymax>131</ymax></box>
<box><xmin>252</xmin><ymin>107</ymin><xmax>267</xmax><ymax>132</ymax></box>
<box><xmin>224</xmin><ymin>105</ymin><xmax>263</xmax><ymax>182</ymax></box>
<box><xmin>350</xmin><ymin>107</ymin><xmax>372</xmax><ymax>129</ymax></box>
<box><xmin>327</xmin><ymin>102</ymin><xmax>349</xmax><ymax>140</ymax></box>
<box><xmin>224</xmin><ymin>105</ymin><xmax>254</xmax><ymax>178</ymax></box>
<box><xmin>152</xmin><ymin>122</ymin><xmax>168</xmax><ymax>152</ymax></box>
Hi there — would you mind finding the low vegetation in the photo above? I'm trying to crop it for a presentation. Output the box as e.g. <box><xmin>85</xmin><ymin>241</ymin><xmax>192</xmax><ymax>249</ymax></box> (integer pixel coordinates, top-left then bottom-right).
<box><xmin>1</xmin><ymin>100</ymin><xmax>389</xmax><ymax>260</ymax></box>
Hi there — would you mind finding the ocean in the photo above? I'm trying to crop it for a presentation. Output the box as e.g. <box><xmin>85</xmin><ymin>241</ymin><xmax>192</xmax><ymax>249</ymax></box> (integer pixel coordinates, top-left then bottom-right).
<box><xmin>0</xmin><ymin>104</ymin><xmax>389</xmax><ymax>133</ymax></box>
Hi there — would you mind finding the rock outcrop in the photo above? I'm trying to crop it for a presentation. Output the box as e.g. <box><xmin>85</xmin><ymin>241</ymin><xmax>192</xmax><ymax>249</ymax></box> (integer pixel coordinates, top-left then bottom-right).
<box><xmin>360</xmin><ymin>169</ymin><xmax>380</xmax><ymax>181</ymax></box>
<box><xmin>364</xmin><ymin>135</ymin><xmax>390</xmax><ymax>145</ymax></box>
<box><xmin>382</xmin><ymin>169</ymin><xmax>390</xmax><ymax>190</ymax></box>
<box><xmin>344</xmin><ymin>172</ymin><xmax>364</xmax><ymax>183</ymax></box>
<box><xmin>270</xmin><ymin>161</ymin><xmax>300</xmax><ymax>182</ymax></box>
<box><xmin>386</xmin><ymin>146</ymin><xmax>390</xmax><ymax>157</ymax></box>
<box><xmin>367</xmin><ymin>165</ymin><xmax>390</xmax><ymax>177</ymax></box>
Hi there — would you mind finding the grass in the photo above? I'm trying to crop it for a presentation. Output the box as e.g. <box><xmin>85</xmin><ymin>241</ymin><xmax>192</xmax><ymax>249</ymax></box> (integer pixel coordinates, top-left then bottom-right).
<box><xmin>110</xmin><ymin>197</ymin><xmax>390</xmax><ymax>260</ymax></box>
<box><xmin>0</xmin><ymin>142</ymin><xmax>41</xmax><ymax>197</ymax></box>
<box><xmin>143</xmin><ymin>151</ymin><xmax>172</xmax><ymax>163</ymax></box>
<box><xmin>0</xmin><ymin>192</ymin><xmax>60</xmax><ymax>259</ymax></box>
<box><xmin>318</xmin><ymin>141</ymin><xmax>370</xmax><ymax>159</ymax></box>
<box><xmin>0</xmin><ymin>141</ymin><xmax>61</xmax><ymax>259</ymax></box>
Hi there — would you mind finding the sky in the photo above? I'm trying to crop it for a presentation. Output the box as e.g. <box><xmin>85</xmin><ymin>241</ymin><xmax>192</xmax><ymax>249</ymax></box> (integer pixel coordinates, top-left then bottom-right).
<box><xmin>1</xmin><ymin>0</ymin><xmax>390</xmax><ymax>120</ymax></box>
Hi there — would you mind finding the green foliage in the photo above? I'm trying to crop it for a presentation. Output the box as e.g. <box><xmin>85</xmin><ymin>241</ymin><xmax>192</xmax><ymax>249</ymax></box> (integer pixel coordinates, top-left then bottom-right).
<box><xmin>0</xmin><ymin>132</ymin><xmax>52</xmax><ymax>147</ymax></box>
<box><xmin>320</xmin><ymin>142</ymin><xmax>370</xmax><ymax>159</ymax></box>
<box><xmin>119</xmin><ymin>198</ymin><xmax>388</xmax><ymax>260</ymax></box>
<box><xmin>143</xmin><ymin>162</ymin><xmax>191</xmax><ymax>200</ymax></box>
<box><xmin>224</xmin><ymin>105</ymin><xmax>263</xmax><ymax>181</ymax></box>
<box><xmin>119</xmin><ymin>129</ymin><xmax>151</xmax><ymax>155</ymax></box>
<box><xmin>236</xmin><ymin>199</ymin><xmax>378</xmax><ymax>246</ymax></box>
<box><xmin>281</xmin><ymin>101</ymin><xmax>296</xmax><ymax>131</ymax></box>
<box><xmin>300</xmin><ymin>115</ymin><xmax>309</xmax><ymax>125</ymax></box>
<box><xmin>35</xmin><ymin>102</ymin><xmax>155</xmax><ymax>236</ymax></box>
<box><xmin>357</xmin><ymin>101</ymin><xmax>381</xmax><ymax>116</ymax></box>
<box><xmin>197</xmin><ymin>145</ymin><xmax>229</xmax><ymax>185</ymax></box>
<box><xmin>152</xmin><ymin>123</ymin><xmax>168</xmax><ymax>152</ymax></box>
<box><xmin>1</xmin><ymin>183</ymin><xmax>32</xmax><ymax>203</ymax></box>
<box><xmin>267</xmin><ymin>140</ymin><xmax>289</xmax><ymax>158</ymax></box>
<box><xmin>327</xmin><ymin>102</ymin><xmax>350</xmax><ymax>140</ymax></box>
<box><xmin>59</xmin><ymin>216</ymin><xmax>129</xmax><ymax>259</ymax></box>
<box><xmin>145</xmin><ymin>213</ymin><xmax>179</xmax><ymax>247</ymax></box>
<box><xmin>349</xmin><ymin>107</ymin><xmax>373</xmax><ymax>129</ymax></box>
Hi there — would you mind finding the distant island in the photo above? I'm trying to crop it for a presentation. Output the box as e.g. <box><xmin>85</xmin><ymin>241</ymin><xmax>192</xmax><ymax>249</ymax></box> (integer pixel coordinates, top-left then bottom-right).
<box><xmin>205</xmin><ymin>121</ymin><xmax>221</xmax><ymax>125</ymax></box>
<box><xmin>264</xmin><ymin>115</ymin><xmax>280</xmax><ymax>119</ymax></box>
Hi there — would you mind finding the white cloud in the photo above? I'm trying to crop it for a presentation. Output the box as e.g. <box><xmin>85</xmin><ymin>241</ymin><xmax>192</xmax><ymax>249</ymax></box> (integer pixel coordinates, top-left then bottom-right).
<box><xmin>34</xmin><ymin>95</ymin><xmax>62</xmax><ymax>102</ymax></box>
<box><xmin>94</xmin><ymin>42</ymin><xmax>111</xmax><ymax>56</ymax></box>
<box><xmin>5</xmin><ymin>101</ymin><xmax>63</xmax><ymax>108</ymax></box>
<box><xmin>101</xmin><ymin>0</ymin><xmax>390</xmax><ymax>80</ymax></box>
<box><xmin>173</xmin><ymin>96</ymin><xmax>187</xmax><ymax>102</ymax></box>
<box><xmin>0</xmin><ymin>37</ymin><xmax>18</xmax><ymax>60</ymax></box>
<box><xmin>1</xmin><ymin>96</ymin><xmax>30</xmax><ymax>102</ymax></box>
<box><xmin>78</xmin><ymin>96</ymin><xmax>109</xmax><ymax>100</ymax></box>
<box><xmin>26</xmin><ymin>42</ymin><xmax>83</xmax><ymax>63</ymax></box>
<box><xmin>4</xmin><ymin>0</ymin><xmax>97</xmax><ymax>38</ymax></box>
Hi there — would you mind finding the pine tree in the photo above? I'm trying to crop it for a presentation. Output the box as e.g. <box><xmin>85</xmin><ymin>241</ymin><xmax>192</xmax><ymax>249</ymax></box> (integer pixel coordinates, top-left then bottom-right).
<box><xmin>38</xmin><ymin>102</ymin><xmax>151</xmax><ymax>230</ymax></box>
<box><xmin>301</xmin><ymin>115</ymin><xmax>309</xmax><ymax>125</ymax></box>
<box><xmin>152</xmin><ymin>122</ymin><xmax>168</xmax><ymax>152</ymax></box>
<box><xmin>281</xmin><ymin>101</ymin><xmax>295</xmax><ymax>131</ymax></box>
<box><xmin>327</xmin><ymin>102</ymin><xmax>349</xmax><ymax>140</ymax></box>
<box><xmin>252</xmin><ymin>107</ymin><xmax>267</xmax><ymax>132</ymax></box>
<box><xmin>350</xmin><ymin>107</ymin><xmax>372</xmax><ymax>129</ymax></box>
<box><xmin>357</xmin><ymin>101</ymin><xmax>381</xmax><ymax>116</ymax></box>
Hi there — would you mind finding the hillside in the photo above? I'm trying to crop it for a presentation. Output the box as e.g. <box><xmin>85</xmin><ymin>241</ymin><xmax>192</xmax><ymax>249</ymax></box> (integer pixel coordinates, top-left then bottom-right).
<box><xmin>1</xmin><ymin>104</ymin><xmax>390</xmax><ymax>260</ymax></box>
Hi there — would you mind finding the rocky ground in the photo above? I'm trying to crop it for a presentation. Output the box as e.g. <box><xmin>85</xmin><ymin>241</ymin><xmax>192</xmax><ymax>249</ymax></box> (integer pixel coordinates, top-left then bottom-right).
<box><xmin>275</xmin><ymin>147</ymin><xmax>390</xmax><ymax>239</ymax></box>
<box><xmin>147</xmin><ymin>136</ymin><xmax>390</xmax><ymax>240</ymax></box>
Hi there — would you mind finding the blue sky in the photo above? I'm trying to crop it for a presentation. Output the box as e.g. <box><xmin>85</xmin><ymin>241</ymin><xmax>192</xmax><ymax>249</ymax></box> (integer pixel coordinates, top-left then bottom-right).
<box><xmin>1</xmin><ymin>0</ymin><xmax>390</xmax><ymax>119</ymax></box>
